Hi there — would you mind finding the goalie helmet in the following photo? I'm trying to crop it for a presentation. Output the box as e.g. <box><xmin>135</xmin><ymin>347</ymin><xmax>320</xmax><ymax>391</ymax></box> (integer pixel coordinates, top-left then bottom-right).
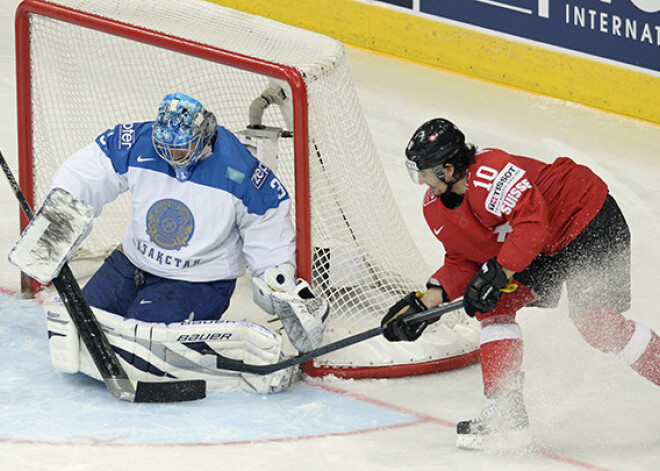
<box><xmin>405</xmin><ymin>118</ymin><xmax>466</xmax><ymax>183</ymax></box>
<box><xmin>152</xmin><ymin>92</ymin><xmax>217</xmax><ymax>181</ymax></box>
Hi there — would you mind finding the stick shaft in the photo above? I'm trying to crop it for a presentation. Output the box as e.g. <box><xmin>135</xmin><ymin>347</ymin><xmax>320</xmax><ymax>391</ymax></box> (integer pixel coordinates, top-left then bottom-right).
<box><xmin>0</xmin><ymin>149</ymin><xmax>33</xmax><ymax>219</ymax></box>
<box><xmin>216</xmin><ymin>299</ymin><xmax>465</xmax><ymax>375</ymax></box>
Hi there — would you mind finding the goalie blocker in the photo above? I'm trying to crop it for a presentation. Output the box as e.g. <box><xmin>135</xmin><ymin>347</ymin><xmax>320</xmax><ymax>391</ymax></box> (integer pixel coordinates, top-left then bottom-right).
<box><xmin>9</xmin><ymin>187</ymin><xmax>93</xmax><ymax>284</ymax></box>
<box><xmin>45</xmin><ymin>296</ymin><xmax>296</xmax><ymax>394</ymax></box>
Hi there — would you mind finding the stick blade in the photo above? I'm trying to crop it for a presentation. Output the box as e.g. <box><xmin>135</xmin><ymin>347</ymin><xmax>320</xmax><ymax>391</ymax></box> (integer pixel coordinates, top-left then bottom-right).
<box><xmin>133</xmin><ymin>379</ymin><xmax>206</xmax><ymax>403</ymax></box>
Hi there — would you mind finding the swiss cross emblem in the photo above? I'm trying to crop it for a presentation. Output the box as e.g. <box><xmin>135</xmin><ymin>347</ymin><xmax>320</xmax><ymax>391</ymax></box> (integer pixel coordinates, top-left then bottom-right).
<box><xmin>494</xmin><ymin>222</ymin><xmax>513</xmax><ymax>242</ymax></box>
<box><xmin>429</xmin><ymin>134</ymin><xmax>437</xmax><ymax>142</ymax></box>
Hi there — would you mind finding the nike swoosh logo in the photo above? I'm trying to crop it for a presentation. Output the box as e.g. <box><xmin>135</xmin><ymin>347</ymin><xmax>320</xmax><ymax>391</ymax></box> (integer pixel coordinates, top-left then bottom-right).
<box><xmin>137</xmin><ymin>155</ymin><xmax>155</xmax><ymax>162</ymax></box>
<box><xmin>139</xmin><ymin>299</ymin><xmax>152</xmax><ymax>305</ymax></box>
<box><xmin>433</xmin><ymin>226</ymin><xmax>445</xmax><ymax>235</ymax></box>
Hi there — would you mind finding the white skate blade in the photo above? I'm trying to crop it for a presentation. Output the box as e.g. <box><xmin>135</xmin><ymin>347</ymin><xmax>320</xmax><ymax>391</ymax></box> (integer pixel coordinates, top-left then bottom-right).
<box><xmin>457</xmin><ymin>427</ymin><xmax>532</xmax><ymax>451</ymax></box>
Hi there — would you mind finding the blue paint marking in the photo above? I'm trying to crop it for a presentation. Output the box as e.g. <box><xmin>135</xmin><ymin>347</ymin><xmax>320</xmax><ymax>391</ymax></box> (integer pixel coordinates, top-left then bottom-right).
<box><xmin>0</xmin><ymin>293</ymin><xmax>417</xmax><ymax>444</ymax></box>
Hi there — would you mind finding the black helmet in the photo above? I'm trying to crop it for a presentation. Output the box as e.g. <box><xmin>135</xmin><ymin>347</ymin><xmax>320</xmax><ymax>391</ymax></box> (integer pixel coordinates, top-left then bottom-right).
<box><xmin>405</xmin><ymin>118</ymin><xmax>465</xmax><ymax>171</ymax></box>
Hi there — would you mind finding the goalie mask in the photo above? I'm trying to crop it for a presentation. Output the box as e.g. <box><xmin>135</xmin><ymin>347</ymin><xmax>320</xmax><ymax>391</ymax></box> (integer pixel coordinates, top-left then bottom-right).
<box><xmin>405</xmin><ymin>118</ymin><xmax>466</xmax><ymax>184</ymax></box>
<box><xmin>152</xmin><ymin>92</ymin><xmax>217</xmax><ymax>182</ymax></box>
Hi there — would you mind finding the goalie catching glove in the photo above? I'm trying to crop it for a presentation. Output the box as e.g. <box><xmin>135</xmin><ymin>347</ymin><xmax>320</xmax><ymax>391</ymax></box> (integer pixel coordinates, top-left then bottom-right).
<box><xmin>381</xmin><ymin>291</ymin><xmax>429</xmax><ymax>342</ymax></box>
<box><xmin>253</xmin><ymin>264</ymin><xmax>329</xmax><ymax>352</ymax></box>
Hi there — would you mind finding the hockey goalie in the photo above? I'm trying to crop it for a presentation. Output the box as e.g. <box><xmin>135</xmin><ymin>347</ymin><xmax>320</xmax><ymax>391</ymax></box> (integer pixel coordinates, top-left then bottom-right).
<box><xmin>10</xmin><ymin>86</ymin><xmax>328</xmax><ymax>394</ymax></box>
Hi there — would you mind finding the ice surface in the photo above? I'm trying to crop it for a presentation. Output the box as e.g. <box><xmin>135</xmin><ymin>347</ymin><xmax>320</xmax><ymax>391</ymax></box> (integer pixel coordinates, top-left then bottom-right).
<box><xmin>1</xmin><ymin>1</ymin><xmax>660</xmax><ymax>469</ymax></box>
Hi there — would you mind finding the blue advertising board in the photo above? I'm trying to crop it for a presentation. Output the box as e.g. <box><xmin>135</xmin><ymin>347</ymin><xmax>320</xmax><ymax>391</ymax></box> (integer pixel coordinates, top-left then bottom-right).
<box><xmin>376</xmin><ymin>1</ymin><xmax>660</xmax><ymax>73</ymax></box>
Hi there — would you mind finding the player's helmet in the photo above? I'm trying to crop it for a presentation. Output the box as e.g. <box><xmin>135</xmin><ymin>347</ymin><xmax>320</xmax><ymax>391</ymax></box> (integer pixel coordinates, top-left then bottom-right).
<box><xmin>405</xmin><ymin>118</ymin><xmax>466</xmax><ymax>183</ymax></box>
<box><xmin>152</xmin><ymin>92</ymin><xmax>217</xmax><ymax>181</ymax></box>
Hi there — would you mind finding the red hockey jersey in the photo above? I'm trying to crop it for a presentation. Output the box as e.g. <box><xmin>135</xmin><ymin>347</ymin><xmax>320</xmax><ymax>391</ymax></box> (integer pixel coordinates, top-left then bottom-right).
<box><xmin>426</xmin><ymin>149</ymin><xmax>608</xmax><ymax>301</ymax></box>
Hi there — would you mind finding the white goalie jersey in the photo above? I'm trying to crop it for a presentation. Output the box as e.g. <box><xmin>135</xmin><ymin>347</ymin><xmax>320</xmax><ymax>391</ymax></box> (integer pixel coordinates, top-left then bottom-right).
<box><xmin>50</xmin><ymin>121</ymin><xmax>296</xmax><ymax>281</ymax></box>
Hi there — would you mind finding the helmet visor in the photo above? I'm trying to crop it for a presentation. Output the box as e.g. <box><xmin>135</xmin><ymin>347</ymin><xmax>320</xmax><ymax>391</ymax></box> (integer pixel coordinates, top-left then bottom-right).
<box><xmin>406</xmin><ymin>159</ymin><xmax>445</xmax><ymax>185</ymax></box>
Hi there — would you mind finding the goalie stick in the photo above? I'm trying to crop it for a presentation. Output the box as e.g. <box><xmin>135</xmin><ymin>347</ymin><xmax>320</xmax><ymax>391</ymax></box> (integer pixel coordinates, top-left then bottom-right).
<box><xmin>0</xmin><ymin>148</ymin><xmax>205</xmax><ymax>403</ymax></box>
<box><xmin>215</xmin><ymin>299</ymin><xmax>465</xmax><ymax>375</ymax></box>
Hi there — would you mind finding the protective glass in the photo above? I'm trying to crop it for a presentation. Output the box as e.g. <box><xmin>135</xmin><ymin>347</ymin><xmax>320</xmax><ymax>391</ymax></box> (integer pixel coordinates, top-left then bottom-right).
<box><xmin>406</xmin><ymin>159</ymin><xmax>445</xmax><ymax>185</ymax></box>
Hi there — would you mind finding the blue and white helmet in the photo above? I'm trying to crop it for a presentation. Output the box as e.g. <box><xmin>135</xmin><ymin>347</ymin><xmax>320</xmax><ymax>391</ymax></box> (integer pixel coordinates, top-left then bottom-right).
<box><xmin>152</xmin><ymin>92</ymin><xmax>217</xmax><ymax>181</ymax></box>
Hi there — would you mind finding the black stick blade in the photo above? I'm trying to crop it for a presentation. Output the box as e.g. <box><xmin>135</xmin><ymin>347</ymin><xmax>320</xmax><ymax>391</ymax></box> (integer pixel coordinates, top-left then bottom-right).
<box><xmin>133</xmin><ymin>380</ymin><xmax>206</xmax><ymax>403</ymax></box>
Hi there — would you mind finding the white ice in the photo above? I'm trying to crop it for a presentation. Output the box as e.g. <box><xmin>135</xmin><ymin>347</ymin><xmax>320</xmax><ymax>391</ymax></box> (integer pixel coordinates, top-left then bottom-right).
<box><xmin>1</xmin><ymin>1</ymin><xmax>660</xmax><ymax>469</ymax></box>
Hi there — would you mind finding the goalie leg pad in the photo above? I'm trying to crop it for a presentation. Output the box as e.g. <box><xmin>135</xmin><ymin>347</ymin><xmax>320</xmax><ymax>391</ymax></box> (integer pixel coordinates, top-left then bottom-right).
<box><xmin>45</xmin><ymin>297</ymin><xmax>126</xmax><ymax>381</ymax></box>
<box><xmin>46</xmin><ymin>290</ymin><xmax>297</xmax><ymax>393</ymax></box>
<box><xmin>46</xmin><ymin>297</ymin><xmax>296</xmax><ymax>394</ymax></box>
<box><xmin>150</xmin><ymin>319</ymin><xmax>296</xmax><ymax>393</ymax></box>
<box><xmin>44</xmin><ymin>296</ymin><xmax>80</xmax><ymax>374</ymax></box>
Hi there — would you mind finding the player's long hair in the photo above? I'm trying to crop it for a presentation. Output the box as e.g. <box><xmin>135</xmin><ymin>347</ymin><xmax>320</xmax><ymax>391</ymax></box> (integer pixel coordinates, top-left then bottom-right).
<box><xmin>448</xmin><ymin>143</ymin><xmax>477</xmax><ymax>180</ymax></box>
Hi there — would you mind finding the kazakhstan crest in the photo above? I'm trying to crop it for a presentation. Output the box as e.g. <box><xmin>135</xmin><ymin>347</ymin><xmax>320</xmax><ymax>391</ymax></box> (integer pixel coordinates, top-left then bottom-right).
<box><xmin>146</xmin><ymin>199</ymin><xmax>194</xmax><ymax>250</ymax></box>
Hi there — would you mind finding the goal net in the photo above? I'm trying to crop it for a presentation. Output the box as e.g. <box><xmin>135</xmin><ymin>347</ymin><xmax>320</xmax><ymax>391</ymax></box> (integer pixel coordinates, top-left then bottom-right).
<box><xmin>16</xmin><ymin>0</ymin><xmax>480</xmax><ymax>378</ymax></box>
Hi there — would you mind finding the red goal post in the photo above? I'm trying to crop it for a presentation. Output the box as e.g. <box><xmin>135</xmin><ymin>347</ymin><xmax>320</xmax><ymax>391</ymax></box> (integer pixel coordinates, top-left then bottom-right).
<box><xmin>15</xmin><ymin>0</ymin><xmax>480</xmax><ymax>379</ymax></box>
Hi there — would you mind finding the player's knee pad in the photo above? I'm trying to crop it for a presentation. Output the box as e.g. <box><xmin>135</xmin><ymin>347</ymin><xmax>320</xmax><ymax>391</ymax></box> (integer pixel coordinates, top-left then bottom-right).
<box><xmin>572</xmin><ymin>307</ymin><xmax>636</xmax><ymax>353</ymax></box>
<box><xmin>621</xmin><ymin>327</ymin><xmax>660</xmax><ymax>386</ymax></box>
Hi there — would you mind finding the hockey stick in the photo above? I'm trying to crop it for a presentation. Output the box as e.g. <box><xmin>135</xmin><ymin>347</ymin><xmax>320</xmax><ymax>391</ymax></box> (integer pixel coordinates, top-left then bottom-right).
<box><xmin>0</xmin><ymin>148</ymin><xmax>205</xmax><ymax>402</ymax></box>
<box><xmin>215</xmin><ymin>299</ymin><xmax>464</xmax><ymax>375</ymax></box>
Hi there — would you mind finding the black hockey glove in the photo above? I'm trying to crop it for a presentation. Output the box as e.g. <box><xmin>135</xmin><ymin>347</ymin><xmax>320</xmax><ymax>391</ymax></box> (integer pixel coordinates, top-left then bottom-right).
<box><xmin>381</xmin><ymin>292</ymin><xmax>429</xmax><ymax>342</ymax></box>
<box><xmin>464</xmin><ymin>258</ymin><xmax>510</xmax><ymax>317</ymax></box>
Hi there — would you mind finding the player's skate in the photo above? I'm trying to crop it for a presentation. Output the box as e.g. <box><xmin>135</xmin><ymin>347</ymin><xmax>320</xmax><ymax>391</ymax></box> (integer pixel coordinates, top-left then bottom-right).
<box><xmin>456</xmin><ymin>373</ymin><xmax>532</xmax><ymax>451</ymax></box>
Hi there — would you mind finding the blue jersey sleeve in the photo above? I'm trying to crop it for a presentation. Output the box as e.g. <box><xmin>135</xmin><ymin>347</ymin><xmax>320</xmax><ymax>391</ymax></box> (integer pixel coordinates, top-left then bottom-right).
<box><xmin>193</xmin><ymin>127</ymin><xmax>290</xmax><ymax>215</ymax></box>
<box><xmin>95</xmin><ymin>122</ymin><xmax>155</xmax><ymax>175</ymax></box>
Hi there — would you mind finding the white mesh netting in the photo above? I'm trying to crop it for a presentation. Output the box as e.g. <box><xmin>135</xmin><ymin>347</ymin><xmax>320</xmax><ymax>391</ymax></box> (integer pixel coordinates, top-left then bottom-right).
<box><xmin>18</xmin><ymin>0</ymin><xmax>479</xmax><ymax>377</ymax></box>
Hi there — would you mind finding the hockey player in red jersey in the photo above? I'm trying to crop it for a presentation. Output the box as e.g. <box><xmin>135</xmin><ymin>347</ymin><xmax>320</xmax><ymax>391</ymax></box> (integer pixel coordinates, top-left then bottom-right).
<box><xmin>380</xmin><ymin>118</ymin><xmax>660</xmax><ymax>450</ymax></box>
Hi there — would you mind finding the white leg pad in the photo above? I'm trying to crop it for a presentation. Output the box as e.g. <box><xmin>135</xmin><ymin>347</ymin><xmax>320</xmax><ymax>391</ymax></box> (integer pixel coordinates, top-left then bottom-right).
<box><xmin>44</xmin><ymin>296</ymin><xmax>80</xmax><ymax>374</ymax></box>
<box><xmin>155</xmin><ymin>319</ymin><xmax>295</xmax><ymax>393</ymax></box>
<box><xmin>44</xmin><ymin>297</ymin><xmax>296</xmax><ymax>393</ymax></box>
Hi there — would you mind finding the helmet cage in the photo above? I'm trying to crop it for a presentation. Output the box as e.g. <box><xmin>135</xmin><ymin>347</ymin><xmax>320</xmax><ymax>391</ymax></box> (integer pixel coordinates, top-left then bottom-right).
<box><xmin>152</xmin><ymin>93</ymin><xmax>217</xmax><ymax>179</ymax></box>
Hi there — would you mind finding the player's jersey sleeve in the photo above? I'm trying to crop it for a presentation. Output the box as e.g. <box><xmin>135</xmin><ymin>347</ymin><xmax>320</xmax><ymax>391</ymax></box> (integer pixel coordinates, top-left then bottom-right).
<box><xmin>430</xmin><ymin>253</ymin><xmax>480</xmax><ymax>302</ymax></box>
<box><xmin>50</xmin><ymin>127</ymin><xmax>130</xmax><ymax>217</ymax></box>
<box><xmin>238</xmin><ymin>198</ymin><xmax>296</xmax><ymax>279</ymax></box>
<box><xmin>466</xmin><ymin>150</ymin><xmax>550</xmax><ymax>273</ymax></box>
<box><xmin>420</xmin><ymin>189</ymin><xmax>486</xmax><ymax>300</ymax></box>
<box><xmin>220</xmin><ymin>131</ymin><xmax>296</xmax><ymax>279</ymax></box>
